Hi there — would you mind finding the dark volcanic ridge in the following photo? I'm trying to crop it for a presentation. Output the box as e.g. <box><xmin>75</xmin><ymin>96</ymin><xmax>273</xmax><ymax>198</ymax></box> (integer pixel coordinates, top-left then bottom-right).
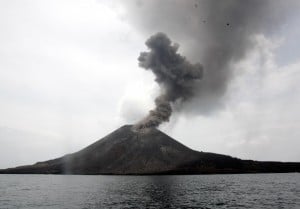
<box><xmin>1</xmin><ymin>125</ymin><xmax>300</xmax><ymax>175</ymax></box>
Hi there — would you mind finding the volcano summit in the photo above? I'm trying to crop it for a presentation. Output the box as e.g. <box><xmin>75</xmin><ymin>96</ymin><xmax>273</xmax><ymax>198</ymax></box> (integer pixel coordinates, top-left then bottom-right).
<box><xmin>1</xmin><ymin>125</ymin><xmax>299</xmax><ymax>175</ymax></box>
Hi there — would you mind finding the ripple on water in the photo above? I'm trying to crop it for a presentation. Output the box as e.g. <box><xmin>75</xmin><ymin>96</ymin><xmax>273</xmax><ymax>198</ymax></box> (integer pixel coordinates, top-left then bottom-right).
<box><xmin>0</xmin><ymin>173</ymin><xmax>299</xmax><ymax>208</ymax></box>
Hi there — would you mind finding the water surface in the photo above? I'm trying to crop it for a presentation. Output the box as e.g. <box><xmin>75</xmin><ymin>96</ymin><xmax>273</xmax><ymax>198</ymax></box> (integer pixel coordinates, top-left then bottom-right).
<box><xmin>0</xmin><ymin>173</ymin><xmax>299</xmax><ymax>208</ymax></box>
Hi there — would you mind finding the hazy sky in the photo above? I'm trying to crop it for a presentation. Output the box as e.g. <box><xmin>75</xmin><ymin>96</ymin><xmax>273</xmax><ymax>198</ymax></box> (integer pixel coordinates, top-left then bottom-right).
<box><xmin>0</xmin><ymin>0</ymin><xmax>300</xmax><ymax>169</ymax></box>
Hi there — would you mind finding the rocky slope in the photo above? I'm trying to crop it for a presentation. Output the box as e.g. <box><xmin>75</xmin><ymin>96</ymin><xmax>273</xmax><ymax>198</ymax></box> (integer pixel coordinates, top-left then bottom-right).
<box><xmin>0</xmin><ymin>125</ymin><xmax>299</xmax><ymax>174</ymax></box>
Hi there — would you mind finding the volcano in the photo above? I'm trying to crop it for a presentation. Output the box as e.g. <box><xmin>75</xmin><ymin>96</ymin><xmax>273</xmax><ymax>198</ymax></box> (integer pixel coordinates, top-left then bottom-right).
<box><xmin>1</xmin><ymin>125</ymin><xmax>299</xmax><ymax>175</ymax></box>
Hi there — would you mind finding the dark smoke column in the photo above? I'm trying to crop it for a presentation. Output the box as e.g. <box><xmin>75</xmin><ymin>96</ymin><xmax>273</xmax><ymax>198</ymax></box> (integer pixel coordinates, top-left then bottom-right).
<box><xmin>133</xmin><ymin>33</ymin><xmax>203</xmax><ymax>130</ymax></box>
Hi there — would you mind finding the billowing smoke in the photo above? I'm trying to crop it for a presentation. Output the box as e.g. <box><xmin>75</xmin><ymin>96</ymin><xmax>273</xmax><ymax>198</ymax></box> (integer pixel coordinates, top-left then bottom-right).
<box><xmin>124</xmin><ymin>0</ymin><xmax>298</xmax><ymax>130</ymax></box>
<box><xmin>133</xmin><ymin>33</ymin><xmax>203</xmax><ymax>129</ymax></box>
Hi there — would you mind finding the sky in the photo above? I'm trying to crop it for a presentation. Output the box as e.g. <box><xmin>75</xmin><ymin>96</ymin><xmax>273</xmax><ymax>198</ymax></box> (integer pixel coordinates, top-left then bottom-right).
<box><xmin>0</xmin><ymin>0</ymin><xmax>300</xmax><ymax>169</ymax></box>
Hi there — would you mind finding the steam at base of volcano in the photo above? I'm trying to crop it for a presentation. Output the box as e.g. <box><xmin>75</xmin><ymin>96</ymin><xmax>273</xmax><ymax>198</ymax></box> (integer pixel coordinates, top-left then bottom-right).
<box><xmin>133</xmin><ymin>33</ymin><xmax>203</xmax><ymax>131</ymax></box>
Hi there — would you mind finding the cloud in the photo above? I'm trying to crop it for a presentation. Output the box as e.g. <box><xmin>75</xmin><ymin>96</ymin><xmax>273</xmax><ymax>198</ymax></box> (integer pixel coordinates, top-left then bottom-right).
<box><xmin>0</xmin><ymin>0</ymin><xmax>145</xmax><ymax>167</ymax></box>
<box><xmin>119</xmin><ymin>0</ymin><xmax>300</xmax><ymax>117</ymax></box>
<box><xmin>164</xmin><ymin>34</ymin><xmax>300</xmax><ymax>161</ymax></box>
<box><xmin>118</xmin><ymin>80</ymin><xmax>158</xmax><ymax>124</ymax></box>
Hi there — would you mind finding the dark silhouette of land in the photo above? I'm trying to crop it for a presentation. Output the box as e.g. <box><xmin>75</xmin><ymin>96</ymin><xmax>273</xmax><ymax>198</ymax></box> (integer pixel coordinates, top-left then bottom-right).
<box><xmin>0</xmin><ymin>125</ymin><xmax>299</xmax><ymax>175</ymax></box>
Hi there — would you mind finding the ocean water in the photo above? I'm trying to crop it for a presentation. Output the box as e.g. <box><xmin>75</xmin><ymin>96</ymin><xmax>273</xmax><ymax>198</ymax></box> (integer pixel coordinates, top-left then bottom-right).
<box><xmin>0</xmin><ymin>173</ymin><xmax>299</xmax><ymax>209</ymax></box>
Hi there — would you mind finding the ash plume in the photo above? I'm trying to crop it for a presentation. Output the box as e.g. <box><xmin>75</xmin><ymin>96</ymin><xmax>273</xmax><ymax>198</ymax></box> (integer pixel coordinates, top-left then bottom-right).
<box><xmin>121</xmin><ymin>0</ymin><xmax>298</xmax><ymax>126</ymax></box>
<box><xmin>134</xmin><ymin>33</ymin><xmax>203</xmax><ymax>130</ymax></box>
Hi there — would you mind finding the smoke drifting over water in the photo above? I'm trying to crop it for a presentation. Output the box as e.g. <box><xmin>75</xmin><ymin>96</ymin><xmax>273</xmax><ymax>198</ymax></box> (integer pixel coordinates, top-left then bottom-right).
<box><xmin>126</xmin><ymin>0</ymin><xmax>298</xmax><ymax>130</ymax></box>
<box><xmin>134</xmin><ymin>33</ymin><xmax>203</xmax><ymax>129</ymax></box>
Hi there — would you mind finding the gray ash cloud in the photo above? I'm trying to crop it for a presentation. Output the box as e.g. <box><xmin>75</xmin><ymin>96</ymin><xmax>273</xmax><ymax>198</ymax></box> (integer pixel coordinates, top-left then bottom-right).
<box><xmin>125</xmin><ymin>0</ymin><xmax>298</xmax><ymax>129</ymax></box>
<box><xmin>134</xmin><ymin>33</ymin><xmax>203</xmax><ymax>129</ymax></box>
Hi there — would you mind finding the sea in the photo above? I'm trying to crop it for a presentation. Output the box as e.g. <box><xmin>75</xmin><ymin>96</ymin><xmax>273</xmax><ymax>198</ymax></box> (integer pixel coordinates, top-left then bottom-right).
<box><xmin>0</xmin><ymin>173</ymin><xmax>299</xmax><ymax>209</ymax></box>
